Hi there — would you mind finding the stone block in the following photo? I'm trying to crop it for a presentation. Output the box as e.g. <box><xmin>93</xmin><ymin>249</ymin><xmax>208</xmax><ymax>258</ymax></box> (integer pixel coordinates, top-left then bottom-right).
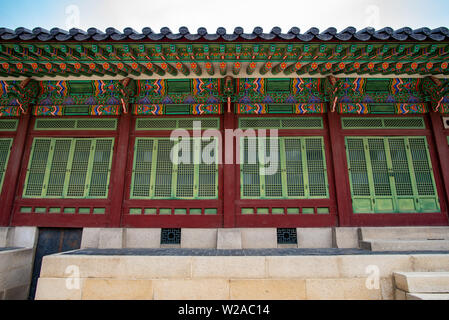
<box><xmin>267</xmin><ymin>256</ymin><xmax>340</xmax><ymax>279</ymax></box>
<box><xmin>181</xmin><ymin>228</ymin><xmax>217</xmax><ymax>249</ymax></box>
<box><xmin>35</xmin><ymin>278</ymin><xmax>82</xmax><ymax>300</ymax></box>
<box><xmin>0</xmin><ymin>228</ymin><xmax>13</xmax><ymax>247</ymax></box>
<box><xmin>411</xmin><ymin>254</ymin><xmax>449</xmax><ymax>272</ymax></box>
<box><xmin>0</xmin><ymin>248</ymin><xmax>33</xmax><ymax>272</ymax></box>
<box><xmin>98</xmin><ymin>228</ymin><xmax>125</xmax><ymax>249</ymax></box>
<box><xmin>3</xmin><ymin>284</ymin><xmax>29</xmax><ymax>300</ymax></box>
<box><xmin>40</xmin><ymin>255</ymin><xmax>192</xmax><ymax>279</ymax></box>
<box><xmin>12</xmin><ymin>227</ymin><xmax>38</xmax><ymax>248</ymax></box>
<box><xmin>361</xmin><ymin>239</ymin><xmax>449</xmax><ymax>251</ymax></box>
<box><xmin>395</xmin><ymin>289</ymin><xmax>407</xmax><ymax>300</ymax></box>
<box><xmin>338</xmin><ymin>255</ymin><xmax>413</xmax><ymax>278</ymax></box>
<box><xmin>394</xmin><ymin>272</ymin><xmax>449</xmax><ymax>293</ymax></box>
<box><xmin>305</xmin><ymin>278</ymin><xmax>382</xmax><ymax>300</ymax></box>
<box><xmin>297</xmin><ymin>228</ymin><xmax>332</xmax><ymax>248</ymax></box>
<box><xmin>230</xmin><ymin>280</ymin><xmax>306</xmax><ymax>300</ymax></box>
<box><xmin>82</xmin><ymin>279</ymin><xmax>153</xmax><ymax>300</ymax></box>
<box><xmin>80</xmin><ymin>228</ymin><xmax>101</xmax><ymax>248</ymax></box>
<box><xmin>125</xmin><ymin>228</ymin><xmax>161</xmax><ymax>248</ymax></box>
<box><xmin>380</xmin><ymin>277</ymin><xmax>394</xmax><ymax>300</ymax></box>
<box><xmin>332</xmin><ymin>227</ymin><xmax>359</xmax><ymax>248</ymax></box>
<box><xmin>153</xmin><ymin>279</ymin><xmax>229</xmax><ymax>300</ymax></box>
<box><xmin>217</xmin><ymin>228</ymin><xmax>242</xmax><ymax>249</ymax></box>
<box><xmin>192</xmin><ymin>257</ymin><xmax>265</xmax><ymax>279</ymax></box>
<box><xmin>117</xmin><ymin>256</ymin><xmax>192</xmax><ymax>279</ymax></box>
<box><xmin>359</xmin><ymin>227</ymin><xmax>449</xmax><ymax>241</ymax></box>
<box><xmin>0</xmin><ymin>265</ymin><xmax>33</xmax><ymax>290</ymax></box>
<box><xmin>406</xmin><ymin>293</ymin><xmax>449</xmax><ymax>300</ymax></box>
<box><xmin>240</xmin><ymin>228</ymin><xmax>277</xmax><ymax>249</ymax></box>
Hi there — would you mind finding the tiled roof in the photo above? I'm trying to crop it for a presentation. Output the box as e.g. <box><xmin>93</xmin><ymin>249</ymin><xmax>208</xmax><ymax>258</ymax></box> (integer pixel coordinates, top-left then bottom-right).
<box><xmin>1</xmin><ymin>26</ymin><xmax>448</xmax><ymax>42</ymax></box>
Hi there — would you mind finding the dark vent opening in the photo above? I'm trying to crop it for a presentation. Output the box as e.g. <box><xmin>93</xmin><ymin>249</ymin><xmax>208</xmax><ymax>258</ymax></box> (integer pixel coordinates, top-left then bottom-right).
<box><xmin>277</xmin><ymin>228</ymin><xmax>298</xmax><ymax>244</ymax></box>
<box><xmin>161</xmin><ymin>228</ymin><xmax>181</xmax><ymax>245</ymax></box>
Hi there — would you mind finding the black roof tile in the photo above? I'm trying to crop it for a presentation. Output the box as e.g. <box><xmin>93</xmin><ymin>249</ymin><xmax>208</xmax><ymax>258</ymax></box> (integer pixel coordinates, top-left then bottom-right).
<box><xmin>0</xmin><ymin>26</ymin><xmax>448</xmax><ymax>42</ymax></box>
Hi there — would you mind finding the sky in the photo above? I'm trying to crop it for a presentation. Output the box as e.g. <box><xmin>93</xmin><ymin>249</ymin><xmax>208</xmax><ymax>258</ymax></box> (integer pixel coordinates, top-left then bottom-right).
<box><xmin>0</xmin><ymin>0</ymin><xmax>448</xmax><ymax>33</ymax></box>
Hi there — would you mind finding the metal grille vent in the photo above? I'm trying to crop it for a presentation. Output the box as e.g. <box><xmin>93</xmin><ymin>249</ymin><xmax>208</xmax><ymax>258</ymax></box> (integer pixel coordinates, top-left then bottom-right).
<box><xmin>341</xmin><ymin>117</ymin><xmax>425</xmax><ymax>129</ymax></box>
<box><xmin>277</xmin><ymin>228</ymin><xmax>298</xmax><ymax>244</ymax></box>
<box><xmin>161</xmin><ymin>228</ymin><xmax>181</xmax><ymax>244</ymax></box>
<box><xmin>136</xmin><ymin>118</ymin><xmax>220</xmax><ymax>130</ymax></box>
<box><xmin>35</xmin><ymin>118</ymin><xmax>117</xmax><ymax>130</ymax></box>
<box><xmin>239</xmin><ymin>117</ymin><xmax>323</xmax><ymax>129</ymax></box>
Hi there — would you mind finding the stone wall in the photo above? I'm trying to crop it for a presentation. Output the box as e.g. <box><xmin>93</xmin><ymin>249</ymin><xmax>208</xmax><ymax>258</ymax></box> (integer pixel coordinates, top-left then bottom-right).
<box><xmin>0</xmin><ymin>227</ymin><xmax>38</xmax><ymax>300</ymax></box>
<box><xmin>35</xmin><ymin>253</ymin><xmax>449</xmax><ymax>300</ymax></box>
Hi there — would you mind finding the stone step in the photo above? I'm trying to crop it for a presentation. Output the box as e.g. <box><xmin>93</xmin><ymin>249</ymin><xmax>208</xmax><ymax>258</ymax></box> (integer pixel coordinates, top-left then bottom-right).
<box><xmin>406</xmin><ymin>293</ymin><xmax>449</xmax><ymax>300</ymax></box>
<box><xmin>359</xmin><ymin>227</ymin><xmax>449</xmax><ymax>241</ymax></box>
<box><xmin>394</xmin><ymin>272</ymin><xmax>449</xmax><ymax>293</ymax></box>
<box><xmin>361</xmin><ymin>239</ymin><xmax>449</xmax><ymax>251</ymax></box>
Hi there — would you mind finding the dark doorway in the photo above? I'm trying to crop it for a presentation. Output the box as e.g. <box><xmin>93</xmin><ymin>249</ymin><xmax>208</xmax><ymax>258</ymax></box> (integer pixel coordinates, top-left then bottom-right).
<box><xmin>28</xmin><ymin>228</ymin><xmax>82</xmax><ymax>300</ymax></box>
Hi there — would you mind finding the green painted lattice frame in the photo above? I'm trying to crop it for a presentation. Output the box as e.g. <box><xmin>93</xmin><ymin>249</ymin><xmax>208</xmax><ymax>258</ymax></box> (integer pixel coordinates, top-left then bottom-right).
<box><xmin>23</xmin><ymin>137</ymin><xmax>115</xmax><ymax>199</ymax></box>
<box><xmin>0</xmin><ymin>119</ymin><xmax>19</xmax><ymax>131</ymax></box>
<box><xmin>130</xmin><ymin>137</ymin><xmax>219</xmax><ymax>200</ymax></box>
<box><xmin>135</xmin><ymin>117</ymin><xmax>220</xmax><ymax>131</ymax></box>
<box><xmin>345</xmin><ymin>136</ymin><xmax>440</xmax><ymax>214</ymax></box>
<box><xmin>239</xmin><ymin>117</ymin><xmax>323</xmax><ymax>129</ymax></box>
<box><xmin>341</xmin><ymin>117</ymin><xmax>426</xmax><ymax>130</ymax></box>
<box><xmin>0</xmin><ymin>138</ymin><xmax>13</xmax><ymax>192</ymax></box>
<box><xmin>239</xmin><ymin>136</ymin><xmax>329</xmax><ymax>199</ymax></box>
<box><xmin>34</xmin><ymin>118</ymin><xmax>117</xmax><ymax>131</ymax></box>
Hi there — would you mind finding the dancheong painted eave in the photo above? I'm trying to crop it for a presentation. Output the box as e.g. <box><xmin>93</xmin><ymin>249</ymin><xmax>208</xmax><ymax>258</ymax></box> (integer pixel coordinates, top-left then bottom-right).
<box><xmin>1</xmin><ymin>26</ymin><xmax>449</xmax><ymax>79</ymax></box>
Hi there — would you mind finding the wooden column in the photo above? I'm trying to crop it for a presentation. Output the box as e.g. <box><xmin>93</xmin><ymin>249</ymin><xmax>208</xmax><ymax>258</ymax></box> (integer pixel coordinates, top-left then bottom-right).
<box><xmin>429</xmin><ymin>111</ymin><xmax>449</xmax><ymax>220</ymax></box>
<box><xmin>223</xmin><ymin>106</ymin><xmax>236</xmax><ymax>228</ymax></box>
<box><xmin>108</xmin><ymin>112</ymin><xmax>131</xmax><ymax>227</ymax></box>
<box><xmin>327</xmin><ymin>109</ymin><xmax>352</xmax><ymax>226</ymax></box>
<box><xmin>0</xmin><ymin>113</ymin><xmax>31</xmax><ymax>226</ymax></box>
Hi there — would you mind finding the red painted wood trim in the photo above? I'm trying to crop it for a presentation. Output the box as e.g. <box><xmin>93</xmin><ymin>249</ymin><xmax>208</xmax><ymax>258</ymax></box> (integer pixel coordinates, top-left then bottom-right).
<box><xmin>327</xmin><ymin>110</ymin><xmax>352</xmax><ymax>226</ymax></box>
<box><xmin>109</xmin><ymin>112</ymin><xmax>131</xmax><ymax>227</ymax></box>
<box><xmin>429</xmin><ymin>111</ymin><xmax>449</xmax><ymax>223</ymax></box>
<box><xmin>223</xmin><ymin>109</ymin><xmax>236</xmax><ymax>227</ymax></box>
<box><xmin>0</xmin><ymin>114</ymin><xmax>30</xmax><ymax>226</ymax></box>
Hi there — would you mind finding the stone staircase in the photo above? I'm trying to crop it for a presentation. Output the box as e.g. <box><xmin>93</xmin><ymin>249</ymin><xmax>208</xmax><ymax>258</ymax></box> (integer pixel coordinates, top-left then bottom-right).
<box><xmin>394</xmin><ymin>272</ymin><xmax>449</xmax><ymax>300</ymax></box>
<box><xmin>358</xmin><ymin>227</ymin><xmax>449</xmax><ymax>251</ymax></box>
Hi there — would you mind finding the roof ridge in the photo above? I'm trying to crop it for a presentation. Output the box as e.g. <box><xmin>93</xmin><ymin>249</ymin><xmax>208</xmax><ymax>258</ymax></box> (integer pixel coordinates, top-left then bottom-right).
<box><xmin>0</xmin><ymin>26</ymin><xmax>448</xmax><ymax>42</ymax></box>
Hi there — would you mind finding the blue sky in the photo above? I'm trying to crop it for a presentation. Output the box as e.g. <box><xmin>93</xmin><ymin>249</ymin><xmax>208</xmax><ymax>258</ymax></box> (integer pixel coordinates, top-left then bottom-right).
<box><xmin>0</xmin><ymin>0</ymin><xmax>448</xmax><ymax>32</ymax></box>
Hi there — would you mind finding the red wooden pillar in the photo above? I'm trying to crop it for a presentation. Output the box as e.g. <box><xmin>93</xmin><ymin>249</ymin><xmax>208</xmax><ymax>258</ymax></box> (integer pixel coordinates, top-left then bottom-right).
<box><xmin>223</xmin><ymin>106</ymin><xmax>236</xmax><ymax>228</ymax></box>
<box><xmin>327</xmin><ymin>109</ymin><xmax>352</xmax><ymax>226</ymax></box>
<box><xmin>429</xmin><ymin>111</ymin><xmax>449</xmax><ymax>220</ymax></box>
<box><xmin>0</xmin><ymin>113</ymin><xmax>31</xmax><ymax>226</ymax></box>
<box><xmin>108</xmin><ymin>112</ymin><xmax>131</xmax><ymax>227</ymax></box>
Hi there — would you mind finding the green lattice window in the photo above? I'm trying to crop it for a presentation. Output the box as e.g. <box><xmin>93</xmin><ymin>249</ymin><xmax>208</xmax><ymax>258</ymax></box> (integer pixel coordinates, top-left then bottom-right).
<box><xmin>345</xmin><ymin>136</ymin><xmax>440</xmax><ymax>213</ymax></box>
<box><xmin>0</xmin><ymin>138</ymin><xmax>13</xmax><ymax>191</ymax></box>
<box><xmin>130</xmin><ymin>137</ymin><xmax>218</xmax><ymax>199</ymax></box>
<box><xmin>23</xmin><ymin>138</ymin><xmax>114</xmax><ymax>199</ymax></box>
<box><xmin>240</xmin><ymin>137</ymin><xmax>329</xmax><ymax>199</ymax></box>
